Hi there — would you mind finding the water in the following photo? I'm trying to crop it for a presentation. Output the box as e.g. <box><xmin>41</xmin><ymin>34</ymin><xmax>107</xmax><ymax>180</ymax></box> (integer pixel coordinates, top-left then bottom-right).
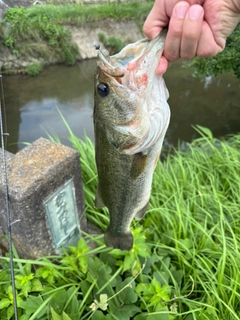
<box><xmin>2</xmin><ymin>59</ymin><xmax>240</xmax><ymax>154</ymax></box>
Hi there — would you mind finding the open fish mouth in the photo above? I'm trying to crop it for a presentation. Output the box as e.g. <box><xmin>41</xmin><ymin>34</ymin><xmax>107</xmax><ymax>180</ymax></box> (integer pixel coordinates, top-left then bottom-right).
<box><xmin>96</xmin><ymin>29</ymin><xmax>168</xmax><ymax>94</ymax></box>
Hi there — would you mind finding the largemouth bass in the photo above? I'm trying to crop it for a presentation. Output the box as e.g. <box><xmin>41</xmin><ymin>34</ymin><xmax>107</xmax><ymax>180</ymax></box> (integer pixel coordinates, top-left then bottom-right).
<box><xmin>94</xmin><ymin>30</ymin><xmax>170</xmax><ymax>250</ymax></box>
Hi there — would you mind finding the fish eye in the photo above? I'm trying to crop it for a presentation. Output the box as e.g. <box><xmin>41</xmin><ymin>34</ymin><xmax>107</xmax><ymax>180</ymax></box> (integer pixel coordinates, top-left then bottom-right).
<box><xmin>97</xmin><ymin>83</ymin><xmax>109</xmax><ymax>97</ymax></box>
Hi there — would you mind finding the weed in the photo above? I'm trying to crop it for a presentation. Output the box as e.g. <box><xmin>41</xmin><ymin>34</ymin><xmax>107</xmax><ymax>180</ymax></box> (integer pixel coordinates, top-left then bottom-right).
<box><xmin>26</xmin><ymin>62</ymin><xmax>43</xmax><ymax>76</ymax></box>
<box><xmin>1</xmin><ymin>122</ymin><xmax>240</xmax><ymax>319</ymax></box>
<box><xmin>98</xmin><ymin>32</ymin><xmax>126</xmax><ymax>55</ymax></box>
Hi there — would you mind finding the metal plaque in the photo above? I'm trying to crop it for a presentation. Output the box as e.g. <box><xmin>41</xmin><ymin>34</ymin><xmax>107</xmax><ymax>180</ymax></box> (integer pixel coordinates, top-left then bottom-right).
<box><xmin>44</xmin><ymin>179</ymin><xmax>80</xmax><ymax>249</ymax></box>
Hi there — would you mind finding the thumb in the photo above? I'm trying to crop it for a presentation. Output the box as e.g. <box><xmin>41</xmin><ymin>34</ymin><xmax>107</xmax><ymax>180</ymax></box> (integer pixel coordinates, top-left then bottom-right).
<box><xmin>143</xmin><ymin>1</ymin><xmax>169</xmax><ymax>39</ymax></box>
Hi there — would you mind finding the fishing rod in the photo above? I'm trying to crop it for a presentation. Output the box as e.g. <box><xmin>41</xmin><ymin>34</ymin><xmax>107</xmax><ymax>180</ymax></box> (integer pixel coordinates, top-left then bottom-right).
<box><xmin>0</xmin><ymin>75</ymin><xmax>18</xmax><ymax>320</ymax></box>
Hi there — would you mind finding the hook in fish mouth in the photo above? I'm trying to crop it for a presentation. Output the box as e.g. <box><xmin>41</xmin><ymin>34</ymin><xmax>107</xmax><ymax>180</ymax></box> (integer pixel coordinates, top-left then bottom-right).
<box><xmin>94</xmin><ymin>43</ymin><xmax>111</xmax><ymax>66</ymax></box>
<box><xmin>96</xmin><ymin>32</ymin><xmax>166</xmax><ymax>82</ymax></box>
<box><xmin>94</xmin><ymin>43</ymin><xmax>100</xmax><ymax>50</ymax></box>
<box><xmin>97</xmin><ymin>50</ymin><xmax>127</xmax><ymax>79</ymax></box>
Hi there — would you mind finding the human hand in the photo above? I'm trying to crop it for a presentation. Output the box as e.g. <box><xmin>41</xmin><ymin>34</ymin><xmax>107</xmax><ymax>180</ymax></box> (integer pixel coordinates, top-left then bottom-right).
<box><xmin>143</xmin><ymin>0</ymin><xmax>240</xmax><ymax>74</ymax></box>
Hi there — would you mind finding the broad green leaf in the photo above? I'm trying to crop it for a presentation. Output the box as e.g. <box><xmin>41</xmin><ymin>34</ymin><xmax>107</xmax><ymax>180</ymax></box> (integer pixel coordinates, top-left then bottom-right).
<box><xmin>79</xmin><ymin>255</ymin><xmax>88</xmax><ymax>274</ymax></box>
<box><xmin>24</xmin><ymin>263</ymin><xmax>32</xmax><ymax>276</ymax></box>
<box><xmin>114</xmin><ymin>308</ymin><xmax>130</xmax><ymax>320</ymax></box>
<box><xmin>92</xmin><ymin>310</ymin><xmax>112</xmax><ymax>320</ymax></box>
<box><xmin>22</xmin><ymin>281</ymin><xmax>32</xmax><ymax>297</ymax></box>
<box><xmin>87</xmin><ymin>256</ymin><xmax>105</xmax><ymax>280</ymax></box>
<box><xmin>142</xmin><ymin>255</ymin><xmax>160</xmax><ymax>275</ymax></box>
<box><xmin>36</xmin><ymin>266</ymin><xmax>59</xmax><ymax>284</ymax></box>
<box><xmin>123</xmin><ymin>253</ymin><xmax>136</xmax><ymax>272</ymax></box>
<box><xmin>153</xmin><ymin>271</ymin><xmax>169</xmax><ymax>286</ymax></box>
<box><xmin>50</xmin><ymin>307</ymin><xmax>62</xmax><ymax>320</ymax></box>
<box><xmin>0</xmin><ymin>270</ymin><xmax>8</xmax><ymax>281</ymax></box>
<box><xmin>178</xmin><ymin>238</ymin><xmax>193</xmax><ymax>250</ymax></box>
<box><xmin>80</xmin><ymin>280</ymin><xmax>92</xmax><ymax>305</ymax></box>
<box><xmin>19</xmin><ymin>295</ymin><xmax>46</xmax><ymax>317</ymax></box>
<box><xmin>150</xmin><ymin>278</ymin><xmax>171</xmax><ymax>302</ymax></box>
<box><xmin>170</xmin><ymin>269</ymin><xmax>184</xmax><ymax>285</ymax></box>
<box><xmin>62</xmin><ymin>311</ymin><xmax>72</xmax><ymax>320</ymax></box>
<box><xmin>151</xmin><ymin>278</ymin><xmax>162</xmax><ymax>292</ymax></box>
<box><xmin>99</xmin><ymin>252</ymin><xmax>117</xmax><ymax>267</ymax></box>
<box><xmin>109</xmin><ymin>248</ymin><xmax>128</xmax><ymax>258</ymax></box>
<box><xmin>65</xmin><ymin>287</ymin><xmax>79</xmax><ymax>315</ymax></box>
<box><xmin>116</xmin><ymin>277</ymin><xmax>138</xmax><ymax>304</ymax></box>
<box><xmin>115</xmin><ymin>304</ymin><xmax>141</xmax><ymax>319</ymax></box>
<box><xmin>31</xmin><ymin>278</ymin><xmax>43</xmax><ymax>292</ymax></box>
<box><xmin>135</xmin><ymin>282</ymin><xmax>154</xmax><ymax>301</ymax></box>
<box><xmin>7</xmin><ymin>305</ymin><xmax>14</xmax><ymax>320</ymax></box>
<box><xmin>78</xmin><ymin>237</ymin><xmax>89</xmax><ymax>253</ymax></box>
<box><xmin>0</xmin><ymin>298</ymin><xmax>11</xmax><ymax>310</ymax></box>
<box><xmin>96</xmin><ymin>264</ymin><xmax>115</xmax><ymax>291</ymax></box>
<box><xmin>49</xmin><ymin>289</ymin><xmax>67</xmax><ymax>315</ymax></box>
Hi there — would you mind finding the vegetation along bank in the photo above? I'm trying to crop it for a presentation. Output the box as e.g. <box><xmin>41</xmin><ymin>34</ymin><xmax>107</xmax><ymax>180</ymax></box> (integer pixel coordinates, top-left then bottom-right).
<box><xmin>0</xmin><ymin>1</ymin><xmax>239</xmax><ymax>77</ymax></box>
<box><xmin>1</xmin><ymin>125</ymin><xmax>240</xmax><ymax>319</ymax></box>
<box><xmin>0</xmin><ymin>2</ymin><xmax>151</xmax><ymax>75</ymax></box>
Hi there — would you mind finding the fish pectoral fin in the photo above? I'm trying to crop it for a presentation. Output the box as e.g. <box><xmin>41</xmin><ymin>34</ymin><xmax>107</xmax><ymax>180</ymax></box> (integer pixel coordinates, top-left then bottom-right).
<box><xmin>107</xmin><ymin>127</ymin><xmax>139</xmax><ymax>153</ymax></box>
<box><xmin>95</xmin><ymin>186</ymin><xmax>105</xmax><ymax>208</ymax></box>
<box><xmin>130</xmin><ymin>152</ymin><xmax>148</xmax><ymax>179</ymax></box>
<box><xmin>135</xmin><ymin>201</ymin><xmax>149</xmax><ymax>221</ymax></box>
<box><xmin>106</xmin><ymin>129</ymin><xmax>122</xmax><ymax>150</ymax></box>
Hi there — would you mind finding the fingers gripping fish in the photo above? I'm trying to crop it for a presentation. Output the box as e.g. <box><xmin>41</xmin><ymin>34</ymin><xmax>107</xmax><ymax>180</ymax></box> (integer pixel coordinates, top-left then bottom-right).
<box><xmin>94</xmin><ymin>30</ymin><xmax>170</xmax><ymax>250</ymax></box>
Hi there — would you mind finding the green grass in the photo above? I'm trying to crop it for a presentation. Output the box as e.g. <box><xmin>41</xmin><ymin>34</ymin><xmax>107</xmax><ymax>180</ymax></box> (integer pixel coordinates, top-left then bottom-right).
<box><xmin>1</xmin><ymin>124</ymin><xmax>240</xmax><ymax>319</ymax></box>
<box><xmin>24</xmin><ymin>2</ymin><xmax>153</xmax><ymax>25</ymax></box>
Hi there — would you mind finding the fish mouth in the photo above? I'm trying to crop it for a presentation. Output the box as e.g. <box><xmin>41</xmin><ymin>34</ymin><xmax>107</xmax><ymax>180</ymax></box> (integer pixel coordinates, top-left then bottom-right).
<box><xmin>96</xmin><ymin>30</ymin><xmax>167</xmax><ymax>91</ymax></box>
<box><xmin>95</xmin><ymin>30</ymin><xmax>170</xmax><ymax>155</ymax></box>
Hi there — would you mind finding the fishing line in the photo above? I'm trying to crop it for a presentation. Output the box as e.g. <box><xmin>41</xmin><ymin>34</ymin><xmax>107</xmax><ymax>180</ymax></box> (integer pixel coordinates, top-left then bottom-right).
<box><xmin>0</xmin><ymin>75</ymin><xmax>18</xmax><ymax>320</ymax></box>
<box><xmin>0</xmin><ymin>74</ymin><xmax>8</xmax><ymax>147</ymax></box>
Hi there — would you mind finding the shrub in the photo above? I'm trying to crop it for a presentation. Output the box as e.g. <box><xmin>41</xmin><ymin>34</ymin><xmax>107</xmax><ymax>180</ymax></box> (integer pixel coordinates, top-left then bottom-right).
<box><xmin>26</xmin><ymin>62</ymin><xmax>43</xmax><ymax>76</ymax></box>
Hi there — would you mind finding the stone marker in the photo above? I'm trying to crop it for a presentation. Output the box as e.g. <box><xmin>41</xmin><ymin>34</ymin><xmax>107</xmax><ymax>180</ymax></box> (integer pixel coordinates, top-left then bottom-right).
<box><xmin>0</xmin><ymin>138</ymin><xmax>87</xmax><ymax>259</ymax></box>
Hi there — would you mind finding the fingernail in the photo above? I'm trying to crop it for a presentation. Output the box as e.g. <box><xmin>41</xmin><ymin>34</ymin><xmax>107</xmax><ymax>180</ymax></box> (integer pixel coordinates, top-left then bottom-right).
<box><xmin>175</xmin><ymin>4</ymin><xmax>189</xmax><ymax>19</ymax></box>
<box><xmin>188</xmin><ymin>5</ymin><xmax>203</xmax><ymax>19</ymax></box>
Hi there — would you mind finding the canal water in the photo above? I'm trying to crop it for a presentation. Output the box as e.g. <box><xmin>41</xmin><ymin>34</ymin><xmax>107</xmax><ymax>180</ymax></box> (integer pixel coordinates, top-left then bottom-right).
<box><xmin>2</xmin><ymin>59</ymin><xmax>240</xmax><ymax>154</ymax></box>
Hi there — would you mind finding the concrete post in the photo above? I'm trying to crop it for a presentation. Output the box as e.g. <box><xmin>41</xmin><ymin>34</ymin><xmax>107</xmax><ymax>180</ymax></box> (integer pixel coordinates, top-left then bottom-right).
<box><xmin>0</xmin><ymin>138</ymin><xmax>87</xmax><ymax>259</ymax></box>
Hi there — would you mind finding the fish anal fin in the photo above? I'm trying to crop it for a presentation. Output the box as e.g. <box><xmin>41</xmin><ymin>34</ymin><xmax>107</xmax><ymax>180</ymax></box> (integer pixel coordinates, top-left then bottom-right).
<box><xmin>130</xmin><ymin>152</ymin><xmax>148</xmax><ymax>179</ymax></box>
<box><xmin>95</xmin><ymin>186</ymin><xmax>105</xmax><ymax>208</ymax></box>
<box><xmin>135</xmin><ymin>201</ymin><xmax>149</xmax><ymax>221</ymax></box>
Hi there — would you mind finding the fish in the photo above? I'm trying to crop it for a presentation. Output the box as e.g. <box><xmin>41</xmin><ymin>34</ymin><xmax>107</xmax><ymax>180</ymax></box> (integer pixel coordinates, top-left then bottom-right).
<box><xmin>93</xmin><ymin>30</ymin><xmax>170</xmax><ymax>250</ymax></box>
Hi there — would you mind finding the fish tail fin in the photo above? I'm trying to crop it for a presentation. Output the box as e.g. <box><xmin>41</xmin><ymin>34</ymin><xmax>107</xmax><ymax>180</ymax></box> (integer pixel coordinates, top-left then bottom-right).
<box><xmin>104</xmin><ymin>229</ymin><xmax>133</xmax><ymax>251</ymax></box>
